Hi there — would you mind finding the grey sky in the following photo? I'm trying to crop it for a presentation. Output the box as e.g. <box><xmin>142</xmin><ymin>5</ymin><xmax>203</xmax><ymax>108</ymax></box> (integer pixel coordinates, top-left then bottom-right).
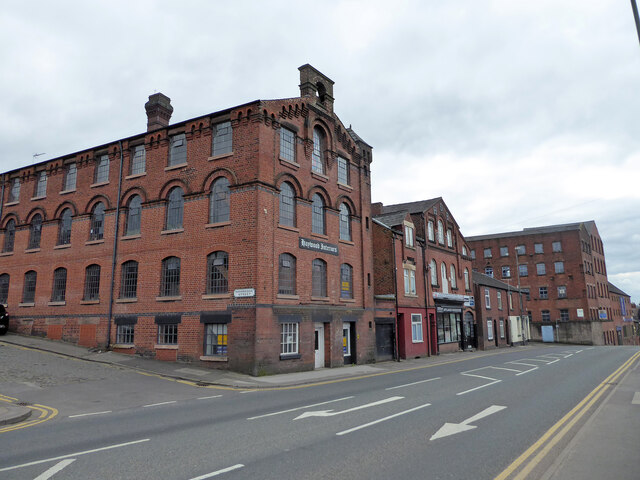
<box><xmin>2</xmin><ymin>1</ymin><xmax>639</xmax><ymax>302</ymax></box>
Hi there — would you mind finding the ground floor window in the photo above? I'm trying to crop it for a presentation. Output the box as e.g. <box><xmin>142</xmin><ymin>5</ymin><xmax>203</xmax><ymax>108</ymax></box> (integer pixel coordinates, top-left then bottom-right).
<box><xmin>437</xmin><ymin>311</ymin><xmax>461</xmax><ymax>344</ymax></box>
<box><xmin>116</xmin><ymin>324</ymin><xmax>134</xmax><ymax>344</ymax></box>
<box><xmin>158</xmin><ymin>324</ymin><xmax>178</xmax><ymax>345</ymax></box>
<box><xmin>281</xmin><ymin>322</ymin><xmax>299</xmax><ymax>355</ymax></box>
<box><xmin>342</xmin><ymin>324</ymin><xmax>351</xmax><ymax>356</ymax></box>
<box><xmin>487</xmin><ymin>319</ymin><xmax>494</xmax><ymax>340</ymax></box>
<box><xmin>411</xmin><ymin>313</ymin><xmax>423</xmax><ymax>342</ymax></box>
<box><xmin>204</xmin><ymin>323</ymin><xmax>227</xmax><ymax>356</ymax></box>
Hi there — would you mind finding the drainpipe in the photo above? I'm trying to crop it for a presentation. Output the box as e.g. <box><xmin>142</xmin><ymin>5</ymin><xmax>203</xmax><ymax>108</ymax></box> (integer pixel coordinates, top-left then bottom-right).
<box><xmin>390</xmin><ymin>228</ymin><xmax>400</xmax><ymax>361</ymax></box>
<box><xmin>106</xmin><ymin>141</ymin><xmax>125</xmax><ymax>348</ymax></box>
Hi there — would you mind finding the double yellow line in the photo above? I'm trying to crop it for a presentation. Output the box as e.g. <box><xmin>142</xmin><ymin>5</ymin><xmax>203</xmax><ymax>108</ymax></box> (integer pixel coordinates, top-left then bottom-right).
<box><xmin>0</xmin><ymin>394</ymin><xmax>58</xmax><ymax>433</ymax></box>
<box><xmin>495</xmin><ymin>350</ymin><xmax>640</xmax><ymax>480</ymax></box>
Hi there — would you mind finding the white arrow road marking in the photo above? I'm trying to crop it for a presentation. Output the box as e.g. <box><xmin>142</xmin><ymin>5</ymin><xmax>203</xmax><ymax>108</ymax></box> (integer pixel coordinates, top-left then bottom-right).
<box><xmin>294</xmin><ymin>396</ymin><xmax>404</xmax><ymax>420</ymax></box>
<box><xmin>430</xmin><ymin>405</ymin><xmax>507</xmax><ymax>440</ymax></box>
<box><xmin>34</xmin><ymin>459</ymin><xmax>76</xmax><ymax>480</ymax></box>
<box><xmin>0</xmin><ymin>439</ymin><xmax>150</xmax><ymax>472</ymax></box>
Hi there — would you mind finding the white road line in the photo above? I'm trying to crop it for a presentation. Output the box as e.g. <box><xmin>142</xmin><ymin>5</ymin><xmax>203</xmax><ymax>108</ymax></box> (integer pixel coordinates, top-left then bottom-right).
<box><xmin>197</xmin><ymin>395</ymin><xmax>223</xmax><ymax>400</ymax></box>
<box><xmin>68</xmin><ymin>411</ymin><xmax>112</xmax><ymax>418</ymax></box>
<box><xmin>142</xmin><ymin>401</ymin><xmax>177</xmax><ymax>408</ymax></box>
<box><xmin>385</xmin><ymin>377</ymin><xmax>441</xmax><ymax>390</ymax></box>
<box><xmin>247</xmin><ymin>396</ymin><xmax>354</xmax><ymax>420</ymax></box>
<box><xmin>34</xmin><ymin>459</ymin><xmax>76</xmax><ymax>480</ymax></box>
<box><xmin>189</xmin><ymin>464</ymin><xmax>244</xmax><ymax>479</ymax></box>
<box><xmin>0</xmin><ymin>439</ymin><xmax>150</xmax><ymax>472</ymax></box>
<box><xmin>336</xmin><ymin>403</ymin><xmax>431</xmax><ymax>436</ymax></box>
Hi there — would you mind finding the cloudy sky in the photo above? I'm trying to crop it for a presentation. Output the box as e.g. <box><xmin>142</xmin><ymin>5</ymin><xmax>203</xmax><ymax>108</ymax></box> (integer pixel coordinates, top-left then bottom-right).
<box><xmin>2</xmin><ymin>1</ymin><xmax>639</xmax><ymax>302</ymax></box>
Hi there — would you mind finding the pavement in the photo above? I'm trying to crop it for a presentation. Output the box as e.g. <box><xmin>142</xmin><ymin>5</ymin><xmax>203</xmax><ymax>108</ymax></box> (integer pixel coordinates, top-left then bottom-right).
<box><xmin>1</xmin><ymin>333</ymin><xmax>639</xmax><ymax>479</ymax></box>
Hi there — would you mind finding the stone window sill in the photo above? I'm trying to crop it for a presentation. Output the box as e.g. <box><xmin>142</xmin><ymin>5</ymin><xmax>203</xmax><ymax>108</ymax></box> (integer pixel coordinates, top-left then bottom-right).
<box><xmin>116</xmin><ymin>298</ymin><xmax>138</xmax><ymax>303</ymax></box>
<box><xmin>200</xmin><ymin>355</ymin><xmax>228</xmax><ymax>362</ymax></box>
<box><xmin>161</xmin><ymin>228</ymin><xmax>184</xmax><ymax>235</ymax></box>
<box><xmin>202</xmin><ymin>293</ymin><xmax>231</xmax><ymax>300</ymax></box>
<box><xmin>205</xmin><ymin>221</ymin><xmax>231</xmax><ymax>229</ymax></box>
<box><xmin>125</xmin><ymin>172</ymin><xmax>146</xmax><ymax>180</ymax></box>
<box><xmin>278</xmin><ymin>224</ymin><xmax>299</xmax><ymax>233</ymax></box>
<box><xmin>277</xmin><ymin>294</ymin><xmax>300</xmax><ymax>300</ymax></box>
<box><xmin>208</xmin><ymin>152</ymin><xmax>233</xmax><ymax>161</ymax></box>
<box><xmin>156</xmin><ymin>296</ymin><xmax>182</xmax><ymax>302</ymax></box>
<box><xmin>164</xmin><ymin>163</ymin><xmax>187</xmax><ymax>172</ymax></box>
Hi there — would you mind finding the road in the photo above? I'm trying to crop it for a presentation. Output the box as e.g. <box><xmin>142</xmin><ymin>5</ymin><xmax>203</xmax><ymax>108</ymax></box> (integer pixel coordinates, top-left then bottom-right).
<box><xmin>0</xmin><ymin>343</ymin><xmax>637</xmax><ymax>479</ymax></box>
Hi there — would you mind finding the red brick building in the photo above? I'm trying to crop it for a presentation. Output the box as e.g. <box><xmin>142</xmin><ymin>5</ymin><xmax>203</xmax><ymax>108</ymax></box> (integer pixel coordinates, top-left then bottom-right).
<box><xmin>372</xmin><ymin>198</ymin><xmax>475</xmax><ymax>355</ymax></box>
<box><xmin>467</xmin><ymin>221</ymin><xmax>614</xmax><ymax>345</ymax></box>
<box><xmin>0</xmin><ymin>65</ymin><xmax>376</xmax><ymax>375</ymax></box>
<box><xmin>472</xmin><ymin>271</ymin><xmax>529</xmax><ymax>350</ymax></box>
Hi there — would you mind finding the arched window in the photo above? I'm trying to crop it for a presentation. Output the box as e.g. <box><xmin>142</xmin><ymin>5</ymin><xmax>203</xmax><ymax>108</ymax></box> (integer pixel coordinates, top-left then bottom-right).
<box><xmin>430</xmin><ymin>259</ymin><xmax>438</xmax><ymax>286</ymax></box>
<box><xmin>207</xmin><ymin>251</ymin><xmax>229</xmax><ymax>294</ymax></box>
<box><xmin>278</xmin><ymin>253</ymin><xmax>296</xmax><ymax>295</ymax></box>
<box><xmin>84</xmin><ymin>264</ymin><xmax>101</xmax><ymax>301</ymax></box>
<box><xmin>312</xmin><ymin>127</ymin><xmax>325</xmax><ymax>174</ymax></box>
<box><xmin>339</xmin><ymin>203</ymin><xmax>351</xmax><ymax>241</ymax></box>
<box><xmin>161</xmin><ymin>257</ymin><xmax>181</xmax><ymax>297</ymax></box>
<box><xmin>0</xmin><ymin>274</ymin><xmax>9</xmax><ymax>304</ymax></box>
<box><xmin>340</xmin><ymin>264</ymin><xmax>353</xmax><ymax>299</ymax></box>
<box><xmin>209</xmin><ymin>177</ymin><xmax>230</xmax><ymax>224</ymax></box>
<box><xmin>437</xmin><ymin>220</ymin><xmax>444</xmax><ymax>244</ymax></box>
<box><xmin>311</xmin><ymin>194</ymin><xmax>325</xmax><ymax>235</ymax></box>
<box><xmin>89</xmin><ymin>203</ymin><xmax>105</xmax><ymax>241</ymax></box>
<box><xmin>450</xmin><ymin>264</ymin><xmax>457</xmax><ymax>289</ymax></box>
<box><xmin>22</xmin><ymin>271</ymin><xmax>37</xmax><ymax>303</ymax></box>
<box><xmin>3</xmin><ymin>219</ymin><xmax>16</xmax><ymax>253</ymax></box>
<box><xmin>125</xmin><ymin>195</ymin><xmax>142</xmax><ymax>236</ymax></box>
<box><xmin>279</xmin><ymin>182</ymin><xmax>296</xmax><ymax>227</ymax></box>
<box><xmin>312</xmin><ymin>259</ymin><xmax>327</xmax><ymax>297</ymax></box>
<box><xmin>28</xmin><ymin>214</ymin><xmax>42</xmax><ymax>250</ymax></box>
<box><xmin>58</xmin><ymin>209</ymin><xmax>72</xmax><ymax>245</ymax></box>
<box><xmin>166</xmin><ymin>187</ymin><xmax>184</xmax><ymax>230</ymax></box>
<box><xmin>51</xmin><ymin>267</ymin><xmax>67</xmax><ymax>302</ymax></box>
<box><xmin>441</xmin><ymin>262</ymin><xmax>449</xmax><ymax>294</ymax></box>
<box><xmin>464</xmin><ymin>268</ymin><xmax>470</xmax><ymax>291</ymax></box>
<box><xmin>120</xmin><ymin>260</ymin><xmax>138</xmax><ymax>299</ymax></box>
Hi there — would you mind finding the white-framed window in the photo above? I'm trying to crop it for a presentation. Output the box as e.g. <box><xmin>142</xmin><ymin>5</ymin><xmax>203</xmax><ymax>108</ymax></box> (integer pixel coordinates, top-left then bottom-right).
<box><xmin>404</xmin><ymin>223</ymin><xmax>414</xmax><ymax>247</ymax></box>
<box><xmin>280</xmin><ymin>322</ymin><xmax>299</xmax><ymax>355</ymax></box>
<box><xmin>487</xmin><ymin>319</ymin><xmax>494</xmax><ymax>340</ymax></box>
<box><xmin>427</xmin><ymin>220</ymin><xmax>435</xmax><ymax>242</ymax></box>
<box><xmin>485</xmin><ymin>288</ymin><xmax>491</xmax><ymax>309</ymax></box>
<box><xmin>499</xmin><ymin>319</ymin><xmax>505</xmax><ymax>339</ymax></box>
<box><xmin>404</xmin><ymin>267</ymin><xmax>416</xmax><ymax>295</ymax></box>
<box><xmin>411</xmin><ymin>314</ymin><xmax>423</xmax><ymax>343</ymax></box>
<box><xmin>116</xmin><ymin>324</ymin><xmax>135</xmax><ymax>344</ymax></box>
<box><xmin>497</xmin><ymin>291</ymin><xmax>503</xmax><ymax>310</ymax></box>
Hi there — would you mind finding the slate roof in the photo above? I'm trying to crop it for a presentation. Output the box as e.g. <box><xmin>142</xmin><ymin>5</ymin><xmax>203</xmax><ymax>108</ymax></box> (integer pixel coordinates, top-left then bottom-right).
<box><xmin>472</xmin><ymin>271</ymin><xmax>521</xmax><ymax>292</ymax></box>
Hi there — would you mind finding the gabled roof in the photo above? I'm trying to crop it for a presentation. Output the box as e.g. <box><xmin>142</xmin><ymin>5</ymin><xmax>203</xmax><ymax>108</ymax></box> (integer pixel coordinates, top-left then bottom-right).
<box><xmin>466</xmin><ymin>221</ymin><xmax>596</xmax><ymax>242</ymax></box>
<box><xmin>608</xmin><ymin>282</ymin><xmax>630</xmax><ymax>297</ymax></box>
<box><xmin>472</xmin><ymin>271</ymin><xmax>520</xmax><ymax>292</ymax></box>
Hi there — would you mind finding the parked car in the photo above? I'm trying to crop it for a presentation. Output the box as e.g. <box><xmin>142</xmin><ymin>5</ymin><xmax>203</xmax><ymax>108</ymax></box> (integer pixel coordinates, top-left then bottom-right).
<box><xmin>0</xmin><ymin>304</ymin><xmax>8</xmax><ymax>335</ymax></box>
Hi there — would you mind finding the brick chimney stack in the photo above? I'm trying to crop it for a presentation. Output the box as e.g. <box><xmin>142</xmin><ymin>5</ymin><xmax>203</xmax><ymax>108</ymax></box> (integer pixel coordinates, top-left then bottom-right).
<box><xmin>145</xmin><ymin>93</ymin><xmax>173</xmax><ymax>132</ymax></box>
